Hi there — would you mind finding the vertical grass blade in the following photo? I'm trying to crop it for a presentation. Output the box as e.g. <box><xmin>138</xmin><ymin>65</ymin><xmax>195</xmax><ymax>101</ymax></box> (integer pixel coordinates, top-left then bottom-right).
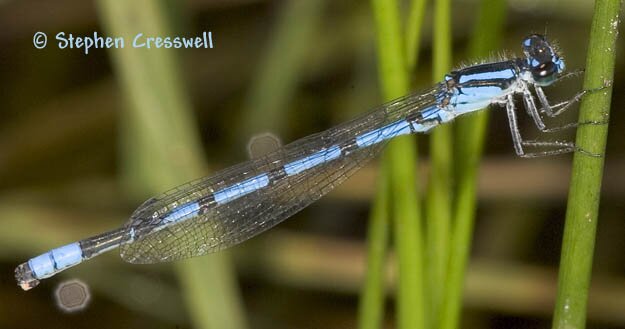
<box><xmin>439</xmin><ymin>1</ymin><xmax>506</xmax><ymax>329</ymax></box>
<box><xmin>388</xmin><ymin>128</ymin><xmax>425</xmax><ymax>329</ymax></box>
<box><xmin>239</xmin><ymin>0</ymin><xmax>325</xmax><ymax>142</ymax></box>
<box><xmin>405</xmin><ymin>0</ymin><xmax>428</xmax><ymax>75</ymax></box>
<box><xmin>370</xmin><ymin>0</ymin><xmax>410</xmax><ymax>98</ymax></box>
<box><xmin>358</xmin><ymin>163</ymin><xmax>391</xmax><ymax>329</ymax></box>
<box><xmin>96</xmin><ymin>1</ymin><xmax>247</xmax><ymax>329</ymax></box>
<box><xmin>360</xmin><ymin>0</ymin><xmax>428</xmax><ymax>327</ymax></box>
<box><xmin>552</xmin><ymin>0</ymin><xmax>621</xmax><ymax>328</ymax></box>
<box><xmin>366</xmin><ymin>1</ymin><xmax>425</xmax><ymax>329</ymax></box>
<box><xmin>425</xmin><ymin>0</ymin><xmax>453</xmax><ymax>325</ymax></box>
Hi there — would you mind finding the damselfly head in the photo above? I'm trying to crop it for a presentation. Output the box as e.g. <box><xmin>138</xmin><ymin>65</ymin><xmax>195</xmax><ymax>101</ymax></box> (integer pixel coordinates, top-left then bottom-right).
<box><xmin>522</xmin><ymin>34</ymin><xmax>565</xmax><ymax>86</ymax></box>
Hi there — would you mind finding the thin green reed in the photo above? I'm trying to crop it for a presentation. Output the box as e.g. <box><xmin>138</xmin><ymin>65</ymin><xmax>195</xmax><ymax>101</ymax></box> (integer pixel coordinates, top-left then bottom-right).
<box><xmin>358</xmin><ymin>0</ymin><xmax>426</xmax><ymax>329</ymax></box>
<box><xmin>552</xmin><ymin>0</ymin><xmax>621</xmax><ymax>328</ymax></box>
<box><xmin>439</xmin><ymin>1</ymin><xmax>506</xmax><ymax>329</ymax></box>
<box><xmin>238</xmin><ymin>0</ymin><xmax>325</xmax><ymax>144</ymax></box>
<box><xmin>425</xmin><ymin>0</ymin><xmax>453</xmax><ymax>325</ymax></box>
<box><xmin>358</xmin><ymin>161</ymin><xmax>391</xmax><ymax>329</ymax></box>
<box><xmin>405</xmin><ymin>0</ymin><xmax>428</xmax><ymax>75</ymax></box>
<box><xmin>96</xmin><ymin>1</ymin><xmax>247</xmax><ymax>329</ymax></box>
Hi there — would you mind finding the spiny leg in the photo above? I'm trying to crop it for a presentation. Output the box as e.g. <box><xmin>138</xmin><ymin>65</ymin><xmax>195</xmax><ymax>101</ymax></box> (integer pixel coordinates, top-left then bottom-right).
<box><xmin>533</xmin><ymin>120</ymin><xmax>606</xmax><ymax>133</ymax></box>
<box><xmin>528</xmin><ymin>85</ymin><xmax>607</xmax><ymax>133</ymax></box>
<box><xmin>535</xmin><ymin>82</ymin><xmax>611</xmax><ymax>118</ymax></box>
<box><xmin>522</xmin><ymin>85</ymin><xmax>547</xmax><ymax>130</ymax></box>
<box><xmin>505</xmin><ymin>95</ymin><xmax>593</xmax><ymax>158</ymax></box>
<box><xmin>505</xmin><ymin>94</ymin><xmax>527</xmax><ymax>156</ymax></box>
<box><xmin>521</xmin><ymin>140</ymin><xmax>603</xmax><ymax>158</ymax></box>
<box><xmin>519</xmin><ymin>140</ymin><xmax>575</xmax><ymax>158</ymax></box>
<box><xmin>535</xmin><ymin>85</ymin><xmax>587</xmax><ymax>117</ymax></box>
<box><xmin>552</xmin><ymin>68</ymin><xmax>585</xmax><ymax>83</ymax></box>
<box><xmin>519</xmin><ymin>86</ymin><xmax>587</xmax><ymax>133</ymax></box>
<box><xmin>529</xmin><ymin>68</ymin><xmax>585</xmax><ymax>119</ymax></box>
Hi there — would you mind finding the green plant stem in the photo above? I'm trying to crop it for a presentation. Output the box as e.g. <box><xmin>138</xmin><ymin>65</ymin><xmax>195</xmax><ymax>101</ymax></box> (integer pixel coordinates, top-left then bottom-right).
<box><xmin>425</xmin><ymin>0</ymin><xmax>452</xmax><ymax>325</ymax></box>
<box><xmin>552</xmin><ymin>0</ymin><xmax>620</xmax><ymax>328</ymax></box>
<box><xmin>370</xmin><ymin>0</ymin><xmax>410</xmax><ymax>99</ymax></box>
<box><xmin>388</xmin><ymin>135</ymin><xmax>424</xmax><ymax>329</ymax></box>
<box><xmin>367</xmin><ymin>1</ymin><xmax>425</xmax><ymax>329</ymax></box>
<box><xmin>405</xmin><ymin>0</ymin><xmax>428</xmax><ymax>74</ymax></box>
<box><xmin>439</xmin><ymin>1</ymin><xmax>506</xmax><ymax>329</ymax></box>
<box><xmin>239</xmin><ymin>0</ymin><xmax>325</xmax><ymax>144</ymax></box>
<box><xmin>96</xmin><ymin>1</ymin><xmax>247</xmax><ymax>329</ymax></box>
<box><xmin>358</xmin><ymin>163</ymin><xmax>390</xmax><ymax>329</ymax></box>
<box><xmin>360</xmin><ymin>0</ymin><xmax>428</xmax><ymax>327</ymax></box>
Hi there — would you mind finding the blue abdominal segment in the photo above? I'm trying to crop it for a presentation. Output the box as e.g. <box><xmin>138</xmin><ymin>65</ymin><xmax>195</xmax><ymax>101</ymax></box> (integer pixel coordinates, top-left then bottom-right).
<box><xmin>284</xmin><ymin>146</ymin><xmax>342</xmax><ymax>176</ymax></box>
<box><xmin>29</xmin><ymin>242</ymin><xmax>83</xmax><ymax>278</ymax></box>
<box><xmin>355</xmin><ymin>120</ymin><xmax>412</xmax><ymax>148</ymax></box>
<box><xmin>213</xmin><ymin>173</ymin><xmax>270</xmax><ymax>204</ymax></box>
<box><xmin>162</xmin><ymin>201</ymin><xmax>201</xmax><ymax>224</ymax></box>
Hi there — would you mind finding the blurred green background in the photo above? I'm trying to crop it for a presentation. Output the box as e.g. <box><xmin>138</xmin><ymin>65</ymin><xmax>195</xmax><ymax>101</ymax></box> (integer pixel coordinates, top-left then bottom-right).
<box><xmin>0</xmin><ymin>0</ymin><xmax>624</xmax><ymax>328</ymax></box>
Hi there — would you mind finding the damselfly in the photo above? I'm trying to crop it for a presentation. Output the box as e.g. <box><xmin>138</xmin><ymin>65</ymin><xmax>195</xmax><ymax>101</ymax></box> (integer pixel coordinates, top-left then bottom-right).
<box><xmin>16</xmin><ymin>34</ymin><xmax>591</xmax><ymax>290</ymax></box>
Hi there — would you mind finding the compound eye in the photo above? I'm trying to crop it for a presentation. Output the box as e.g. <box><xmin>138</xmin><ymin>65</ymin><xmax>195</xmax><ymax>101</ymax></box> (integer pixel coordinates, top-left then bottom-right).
<box><xmin>532</xmin><ymin>61</ymin><xmax>558</xmax><ymax>85</ymax></box>
<box><xmin>523</xmin><ymin>34</ymin><xmax>543</xmax><ymax>47</ymax></box>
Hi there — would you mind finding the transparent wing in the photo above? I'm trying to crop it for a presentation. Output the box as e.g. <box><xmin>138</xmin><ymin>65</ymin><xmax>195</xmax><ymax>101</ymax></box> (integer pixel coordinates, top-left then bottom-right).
<box><xmin>120</xmin><ymin>87</ymin><xmax>440</xmax><ymax>264</ymax></box>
